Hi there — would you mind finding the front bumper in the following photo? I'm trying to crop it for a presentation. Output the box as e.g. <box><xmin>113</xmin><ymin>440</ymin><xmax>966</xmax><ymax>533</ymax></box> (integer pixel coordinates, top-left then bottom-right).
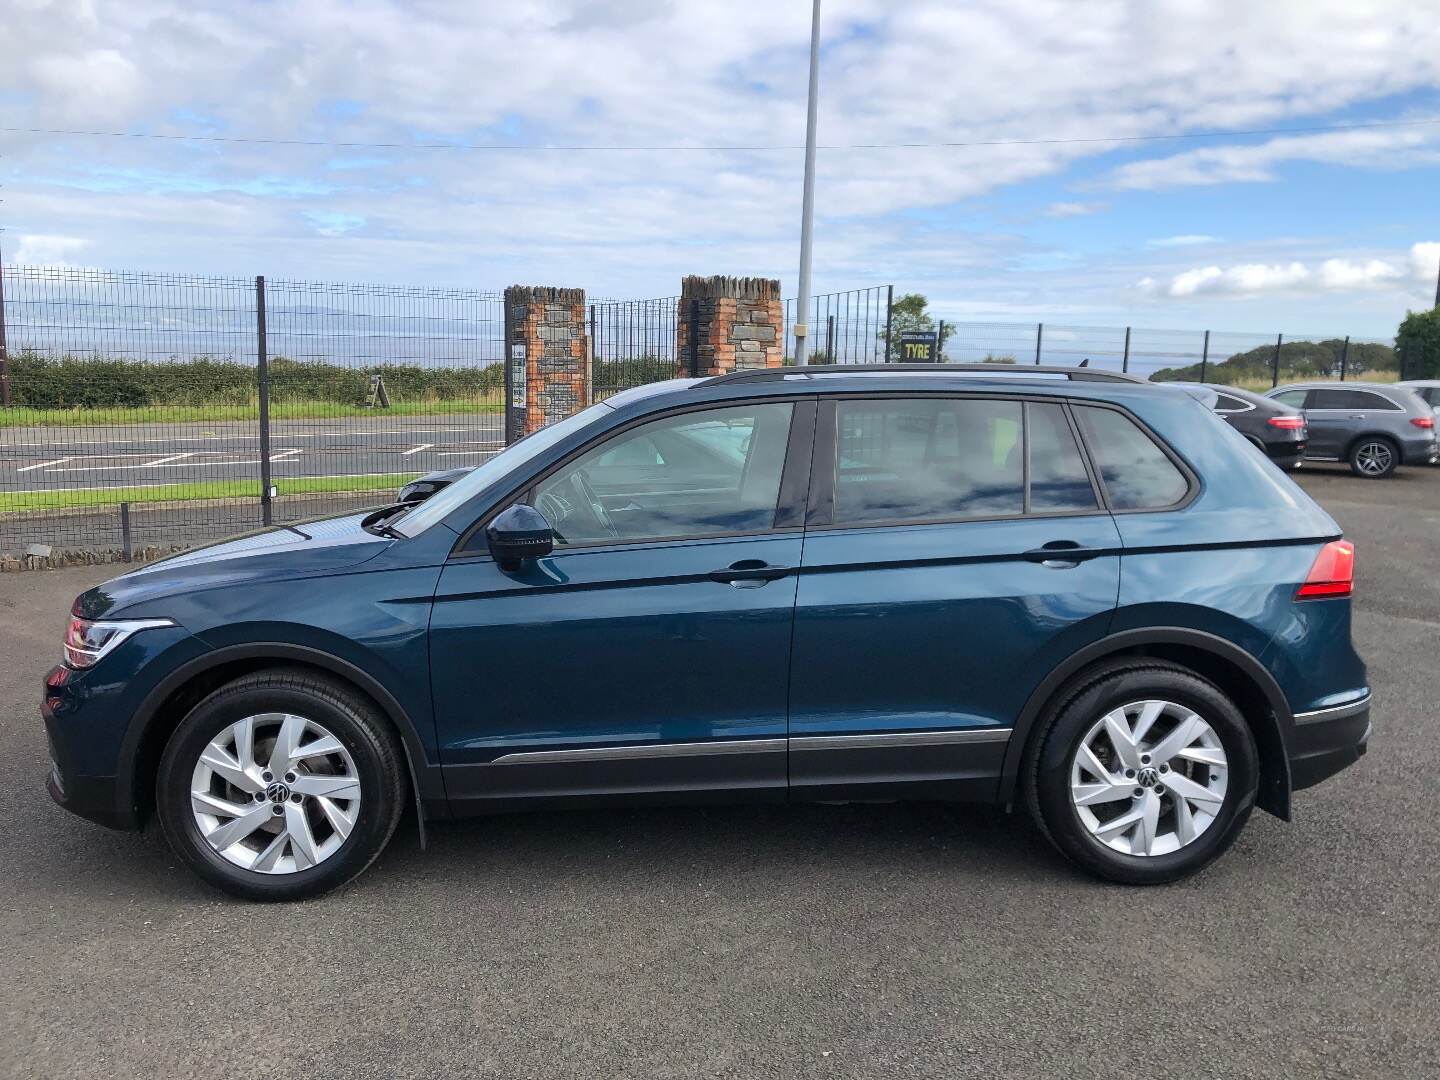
<box><xmin>43</xmin><ymin>663</ymin><xmax>143</xmax><ymax>831</ymax></box>
<box><xmin>45</xmin><ymin>764</ymin><xmax>136</xmax><ymax>830</ymax></box>
<box><xmin>1289</xmin><ymin>695</ymin><xmax>1371</xmax><ymax>791</ymax></box>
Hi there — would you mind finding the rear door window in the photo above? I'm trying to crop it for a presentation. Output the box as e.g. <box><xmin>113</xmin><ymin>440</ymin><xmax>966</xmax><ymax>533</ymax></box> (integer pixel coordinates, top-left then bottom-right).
<box><xmin>1272</xmin><ymin>389</ymin><xmax>1309</xmax><ymax>408</ymax></box>
<box><xmin>1311</xmin><ymin>388</ymin><xmax>1401</xmax><ymax>411</ymax></box>
<box><xmin>1074</xmin><ymin>406</ymin><xmax>1190</xmax><ymax>511</ymax></box>
<box><xmin>833</xmin><ymin>398</ymin><xmax>1024</xmax><ymax>524</ymax></box>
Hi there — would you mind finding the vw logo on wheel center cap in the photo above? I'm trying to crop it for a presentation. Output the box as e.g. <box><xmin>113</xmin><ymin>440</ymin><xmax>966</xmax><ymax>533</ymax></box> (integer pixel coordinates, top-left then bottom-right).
<box><xmin>266</xmin><ymin>780</ymin><xmax>292</xmax><ymax>803</ymax></box>
<box><xmin>1137</xmin><ymin>766</ymin><xmax>1160</xmax><ymax>788</ymax></box>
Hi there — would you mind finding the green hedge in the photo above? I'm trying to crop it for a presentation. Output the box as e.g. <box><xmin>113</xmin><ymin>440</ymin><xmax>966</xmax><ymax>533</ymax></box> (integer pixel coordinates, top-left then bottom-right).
<box><xmin>1152</xmin><ymin>339</ymin><xmax>1397</xmax><ymax>384</ymax></box>
<box><xmin>5</xmin><ymin>349</ymin><xmax>505</xmax><ymax>408</ymax></box>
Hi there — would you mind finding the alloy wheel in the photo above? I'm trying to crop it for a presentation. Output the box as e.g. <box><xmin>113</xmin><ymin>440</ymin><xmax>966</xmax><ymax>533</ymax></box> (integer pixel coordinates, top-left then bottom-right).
<box><xmin>1069</xmin><ymin>699</ymin><xmax>1229</xmax><ymax>857</ymax></box>
<box><xmin>190</xmin><ymin>713</ymin><xmax>362</xmax><ymax>874</ymax></box>
<box><xmin>1354</xmin><ymin>441</ymin><xmax>1394</xmax><ymax>476</ymax></box>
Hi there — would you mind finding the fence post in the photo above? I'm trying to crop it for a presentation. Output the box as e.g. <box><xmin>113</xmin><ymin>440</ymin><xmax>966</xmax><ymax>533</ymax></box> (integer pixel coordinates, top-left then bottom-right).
<box><xmin>1035</xmin><ymin>322</ymin><xmax>1044</xmax><ymax>365</ymax></box>
<box><xmin>255</xmin><ymin>276</ymin><xmax>274</xmax><ymax>526</ymax></box>
<box><xmin>1121</xmin><ymin>326</ymin><xmax>1131</xmax><ymax>373</ymax></box>
<box><xmin>825</xmin><ymin>314</ymin><xmax>835</xmax><ymax>363</ymax></box>
<box><xmin>119</xmin><ymin>502</ymin><xmax>133</xmax><ymax>562</ymax></box>
<box><xmin>1339</xmin><ymin>336</ymin><xmax>1349</xmax><ymax>381</ymax></box>
<box><xmin>884</xmin><ymin>285</ymin><xmax>894</xmax><ymax>362</ymax></box>
<box><xmin>1271</xmin><ymin>333</ymin><xmax>1283</xmax><ymax>388</ymax></box>
<box><xmin>0</xmin><ymin>257</ymin><xmax>10</xmax><ymax>406</ymax></box>
<box><xmin>1200</xmin><ymin>330</ymin><xmax>1210</xmax><ymax>382</ymax></box>
<box><xmin>936</xmin><ymin>319</ymin><xmax>946</xmax><ymax>362</ymax></box>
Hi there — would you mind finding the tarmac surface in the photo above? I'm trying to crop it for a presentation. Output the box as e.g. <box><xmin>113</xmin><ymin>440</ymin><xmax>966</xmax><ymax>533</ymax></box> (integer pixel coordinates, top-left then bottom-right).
<box><xmin>0</xmin><ymin>463</ymin><xmax>1437</xmax><ymax>1078</ymax></box>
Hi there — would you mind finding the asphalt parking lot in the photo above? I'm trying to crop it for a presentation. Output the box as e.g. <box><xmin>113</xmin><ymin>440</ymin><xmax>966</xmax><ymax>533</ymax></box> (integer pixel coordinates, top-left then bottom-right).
<box><xmin>1</xmin><ymin>463</ymin><xmax>1437</xmax><ymax>1079</ymax></box>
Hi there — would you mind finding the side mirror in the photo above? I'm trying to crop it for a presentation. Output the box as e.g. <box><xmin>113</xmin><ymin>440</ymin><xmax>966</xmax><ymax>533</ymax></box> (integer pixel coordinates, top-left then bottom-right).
<box><xmin>486</xmin><ymin>504</ymin><xmax>554</xmax><ymax>569</ymax></box>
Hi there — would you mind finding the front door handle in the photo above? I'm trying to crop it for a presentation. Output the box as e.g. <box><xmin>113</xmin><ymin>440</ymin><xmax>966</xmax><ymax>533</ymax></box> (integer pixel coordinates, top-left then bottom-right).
<box><xmin>1022</xmin><ymin>541</ymin><xmax>1100</xmax><ymax>568</ymax></box>
<box><xmin>709</xmin><ymin>559</ymin><xmax>792</xmax><ymax>586</ymax></box>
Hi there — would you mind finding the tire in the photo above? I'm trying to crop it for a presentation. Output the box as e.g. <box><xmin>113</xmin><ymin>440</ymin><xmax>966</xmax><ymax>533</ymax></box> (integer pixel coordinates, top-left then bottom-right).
<box><xmin>1348</xmin><ymin>436</ymin><xmax>1399</xmax><ymax>478</ymax></box>
<box><xmin>1025</xmin><ymin>660</ymin><xmax>1259</xmax><ymax>885</ymax></box>
<box><xmin>156</xmin><ymin>667</ymin><xmax>406</xmax><ymax>901</ymax></box>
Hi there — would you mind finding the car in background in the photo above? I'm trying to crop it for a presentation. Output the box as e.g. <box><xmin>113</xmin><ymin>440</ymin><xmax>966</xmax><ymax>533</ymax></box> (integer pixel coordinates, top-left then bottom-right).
<box><xmin>398</xmin><ymin>466</ymin><xmax>473</xmax><ymax>505</ymax></box>
<box><xmin>1266</xmin><ymin>382</ymin><xmax>1437</xmax><ymax>478</ymax></box>
<box><xmin>1167</xmin><ymin>383</ymin><xmax>1307</xmax><ymax>469</ymax></box>
<box><xmin>1398</xmin><ymin>381</ymin><xmax>1440</xmax><ymax>461</ymax></box>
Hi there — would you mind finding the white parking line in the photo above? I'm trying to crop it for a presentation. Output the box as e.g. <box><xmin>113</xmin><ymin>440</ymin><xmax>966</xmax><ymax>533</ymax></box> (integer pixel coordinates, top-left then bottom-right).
<box><xmin>2</xmin><ymin>424</ymin><xmax>499</xmax><ymax>448</ymax></box>
<box><xmin>17</xmin><ymin>456</ymin><xmax>73</xmax><ymax>473</ymax></box>
<box><xmin>143</xmin><ymin>452</ymin><xmax>197</xmax><ymax>467</ymax></box>
<box><xmin>402</xmin><ymin>443</ymin><xmax>435</xmax><ymax>456</ymax></box>
<box><xmin>52</xmin><ymin>449</ymin><xmax>304</xmax><ymax>473</ymax></box>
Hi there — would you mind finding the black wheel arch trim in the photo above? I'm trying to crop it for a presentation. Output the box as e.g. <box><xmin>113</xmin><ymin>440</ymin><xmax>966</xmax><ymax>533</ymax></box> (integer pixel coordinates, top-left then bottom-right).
<box><xmin>999</xmin><ymin>627</ymin><xmax>1295</xmax><ymax>819</ymax></box>
<box><xmin>118</xmin><ymin>641</ymin><xmax>445</xmax><ymax>836</ymax></box>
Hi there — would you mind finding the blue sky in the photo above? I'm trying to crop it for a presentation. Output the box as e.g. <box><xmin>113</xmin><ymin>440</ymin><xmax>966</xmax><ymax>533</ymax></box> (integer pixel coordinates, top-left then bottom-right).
<box><xmin>2</xmin><ymin>0</ymin><xmax>1438</xmax><ymax>340</ymax></box>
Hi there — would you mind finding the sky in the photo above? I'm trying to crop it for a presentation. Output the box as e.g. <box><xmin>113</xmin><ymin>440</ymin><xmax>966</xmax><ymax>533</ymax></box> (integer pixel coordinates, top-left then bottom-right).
<box><xmin>2</xmin><ymin>0</ymin><xmax>1439</xmax><ymax>340</ymax></box>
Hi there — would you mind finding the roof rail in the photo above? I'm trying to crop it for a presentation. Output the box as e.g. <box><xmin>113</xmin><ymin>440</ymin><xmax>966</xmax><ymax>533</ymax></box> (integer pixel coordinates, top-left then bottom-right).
<box><xmin>700</xmin><ymin>363</ymin><xmax>1150</xmax><ymax>386</ymax></box>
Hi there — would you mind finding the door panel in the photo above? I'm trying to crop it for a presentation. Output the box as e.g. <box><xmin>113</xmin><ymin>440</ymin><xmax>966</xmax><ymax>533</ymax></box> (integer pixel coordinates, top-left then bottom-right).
<box><xmin>789</xmin><ymin>515</ymin><xmax>1121</xmax><ymax>801</ymax></box>
<box><xmin>432</xmin><ymin>533</ymin><xmax>802</xmax><ymax>809</ymax></box>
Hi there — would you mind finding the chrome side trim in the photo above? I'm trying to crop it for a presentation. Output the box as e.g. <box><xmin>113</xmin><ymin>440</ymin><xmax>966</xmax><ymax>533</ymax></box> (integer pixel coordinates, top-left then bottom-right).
<box><xmin>1294</xmin><ymin>694</ymin><xmax>1371</xmax><ymax>726</ymax></box>
<box><xmin>790</xmin><ymin>728</ymin><xmax>1013</xmax><ymax>752</ymax></box>
<box><xmin>490</xmin><ymin>738</ymin><xmax>787</xmax><ymax>765</ymax></box>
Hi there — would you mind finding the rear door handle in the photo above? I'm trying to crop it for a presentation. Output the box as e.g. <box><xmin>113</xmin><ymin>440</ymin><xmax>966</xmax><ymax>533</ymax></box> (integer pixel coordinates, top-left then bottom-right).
<box><xmin>709</xmin><ymin>559</ymin><xmax>792</xmax><ymax>586</ymax></box>
<box><xmin>1022</xmin><ymin>541</ymin><xmax>1101</xmax><ymax>568</ymax></box>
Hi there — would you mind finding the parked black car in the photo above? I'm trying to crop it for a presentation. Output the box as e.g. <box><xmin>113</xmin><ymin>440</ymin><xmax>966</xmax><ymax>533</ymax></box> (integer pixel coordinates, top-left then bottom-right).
<box><xmin>1167</xmin><ymin>383</ymin><xmax>1307</xmax><ymax>469</ymax></box>
<box><xmin>398</xmin><ymin>466</ymin><xmax>473</xmax><ymax>504</ymax></box>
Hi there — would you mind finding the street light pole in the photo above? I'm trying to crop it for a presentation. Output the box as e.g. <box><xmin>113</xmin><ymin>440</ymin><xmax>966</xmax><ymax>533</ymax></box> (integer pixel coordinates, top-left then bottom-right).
<box><xmin>794</xmin><ymin>0</ymin><xmax>821</xmax><ymax>366</ymax></box>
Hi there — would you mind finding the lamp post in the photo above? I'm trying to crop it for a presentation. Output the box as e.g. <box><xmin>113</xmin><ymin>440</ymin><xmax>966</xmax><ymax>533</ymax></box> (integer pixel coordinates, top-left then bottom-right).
<box><xmin>794</xmin><ymin>0</ymin><xmax>821</xmax><ymax>365</ymax></box>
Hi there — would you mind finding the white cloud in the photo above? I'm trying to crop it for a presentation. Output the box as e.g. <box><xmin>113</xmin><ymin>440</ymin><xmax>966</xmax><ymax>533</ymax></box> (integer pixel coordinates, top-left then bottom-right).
<box><xmin>1109</xmin><ymin>126</ymin><xmax>1440</xmax><ymax>191</ymax></box>
<box><xmin>11</xmin><ymin>234</ymin><xmax>91</xmax><ymax>266</ymax></box>
<box><xmin>1149</xmin><ymin>235</ymin><xmax>1219</xmax><ymax>247</ymax></box>
<box><xmin>1143</xmin><ymin>244</ymin><xmax>1437</xmax><ymax>299</ymax></box>
<box><xmin>1043</xmin><ymin>201</ymin><xmax>1103</xmax><ymax>219</ymax></box>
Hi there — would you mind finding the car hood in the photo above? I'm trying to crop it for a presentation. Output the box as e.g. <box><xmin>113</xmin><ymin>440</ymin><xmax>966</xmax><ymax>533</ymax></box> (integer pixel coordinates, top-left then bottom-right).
<box><xmin>75</xmin><ymin>512</ymin><xmax>391</xmax><ymax>619</ymax></box>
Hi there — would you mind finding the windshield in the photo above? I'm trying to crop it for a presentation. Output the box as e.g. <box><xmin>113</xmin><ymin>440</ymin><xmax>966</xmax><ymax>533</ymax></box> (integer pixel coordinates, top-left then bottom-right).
<box><xmin>391</xmin><ymin>401</ymin><xmax>614</xmax><ymax>536</ymax></box>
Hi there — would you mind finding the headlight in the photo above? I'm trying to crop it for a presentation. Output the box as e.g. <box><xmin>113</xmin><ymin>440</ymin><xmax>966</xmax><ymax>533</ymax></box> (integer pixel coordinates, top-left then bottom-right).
<box><xmin>63</xmin><ymin>617</ymin><xmax>175</xmax><ymax>669</ymax></box>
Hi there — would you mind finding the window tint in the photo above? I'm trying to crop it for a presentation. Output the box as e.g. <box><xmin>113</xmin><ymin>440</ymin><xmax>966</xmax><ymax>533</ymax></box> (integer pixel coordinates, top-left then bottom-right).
<box><xmin>1075</xmin><ymin>406</ymin><xmax>1189</xmax><ymax>510</ymax></box>
<box><xmin>1311</xmin><ymin>388</ymin><xmax>1401</xmax><ymax>411</ymax></box>
<box><xmin>1028</xmin><ymin>403</ymin><xmax>1098</xmax><ymax>512</ymax></box>
<box><xmin>833</xmin><ymin>398</ymin><xmax>1023</xmax><ymax>524</ymax></box>
<box><xmin>1272</xmin><ymin>389</ymin><xmax>1308</xmax><ymax>408</ymax></box>
<box><xmin>534</xmin><ymin>402</ymin><xmax>793</xmax><ymax>546</ymax></box>
<box><xmin>1214</xmin><ymin>393</ymin><xmax>1249</xmax><ymax>412</ymax></box>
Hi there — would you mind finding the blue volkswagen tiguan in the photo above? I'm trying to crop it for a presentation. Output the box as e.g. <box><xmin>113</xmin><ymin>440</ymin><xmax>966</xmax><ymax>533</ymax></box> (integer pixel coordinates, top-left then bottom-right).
<box><xmin>43</xmin><ymin>366</ymin><xmax>1371</xmax><ymax>900</ymax></box>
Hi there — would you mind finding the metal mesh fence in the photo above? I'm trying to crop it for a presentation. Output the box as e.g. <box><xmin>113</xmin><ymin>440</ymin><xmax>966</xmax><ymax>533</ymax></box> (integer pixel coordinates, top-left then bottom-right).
<box><xmin>0</xmin><ymin>264</ymin><xmax>1404</xmax><ymax>560</ymax></box>
<box><xmin>0</xmin><ymin>267</ymin><xmax>506</xmax><ymax>557</ymax></box>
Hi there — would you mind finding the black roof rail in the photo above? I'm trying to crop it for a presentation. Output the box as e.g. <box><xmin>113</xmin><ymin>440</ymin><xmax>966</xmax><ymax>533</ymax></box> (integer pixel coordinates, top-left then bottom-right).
<box><xmin>700</xmin><ymin>363</ymin><xmax>1150</xmax><ymax>386</ymax></box>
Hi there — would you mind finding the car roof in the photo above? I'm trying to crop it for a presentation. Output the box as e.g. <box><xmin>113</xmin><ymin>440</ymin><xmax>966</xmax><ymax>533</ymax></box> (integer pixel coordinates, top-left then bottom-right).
<box><xmin>1398</xmin><ymin>379</ymin><xmax>1440</xmax><ymax>388</ymax></box>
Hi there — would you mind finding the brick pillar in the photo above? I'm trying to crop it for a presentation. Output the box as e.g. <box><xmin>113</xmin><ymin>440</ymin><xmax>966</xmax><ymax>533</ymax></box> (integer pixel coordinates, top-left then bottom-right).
<box><xmin>676</xmin><ymin>276</ymin><xmax>784</xmax><ymax>378</ymax></box>
<box><xmin>504</xmin><ymin>285</ymin><xmax>590</xmax><ymax>436</ymax></box>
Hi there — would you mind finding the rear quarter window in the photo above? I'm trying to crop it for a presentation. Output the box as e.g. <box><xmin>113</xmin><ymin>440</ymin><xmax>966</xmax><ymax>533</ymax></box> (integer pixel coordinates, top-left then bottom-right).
<box><xmin>1074</xmin><ymin>405</ymin><xmax>1190</xmax><ymax>511</ymax></box>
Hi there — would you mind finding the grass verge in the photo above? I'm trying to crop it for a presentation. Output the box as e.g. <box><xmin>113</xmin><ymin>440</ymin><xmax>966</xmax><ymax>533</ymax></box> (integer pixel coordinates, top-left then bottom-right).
<box><xmin>0</xmin><ymin>473</ymin><xmax>419</xmax><ymax>513</ymax></box>
<box><xmin>0</xmin><ymin>399</ymin><xmax>503</xmax><ymax>429</ymax></box>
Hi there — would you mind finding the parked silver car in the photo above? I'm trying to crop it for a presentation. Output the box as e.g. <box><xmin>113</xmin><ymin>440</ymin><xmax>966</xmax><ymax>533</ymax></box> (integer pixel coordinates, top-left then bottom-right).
<box><xmin>1398</xmin><ymin>381</ymin><xmax>1440</xmax><ymax>462</ymax></box>
<box><xmin>1266</xmin><ymin>382</ymin><xmax>1438</xmax><ymax>478</ymax></box>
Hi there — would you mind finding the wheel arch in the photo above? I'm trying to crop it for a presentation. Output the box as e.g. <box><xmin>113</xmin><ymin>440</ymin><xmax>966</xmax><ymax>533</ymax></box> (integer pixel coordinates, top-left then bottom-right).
<box><xmin>1001</xmin><ymin>628</ymin><xmax>1294</xmax><ymax>820</ymax></box>
<box><xmin>119</xmin><ymin>642</ymin><xmax>445</xmax><ymax>831</ymax></box>
<box><xmin>1342</xmin><ymin>430</ymin><xmax>1399</xmax><ymax>461</ymax></box>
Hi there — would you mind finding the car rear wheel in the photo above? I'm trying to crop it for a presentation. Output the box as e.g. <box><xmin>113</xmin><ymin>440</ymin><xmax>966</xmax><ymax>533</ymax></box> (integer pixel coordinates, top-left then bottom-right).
<box><xmin>1027</xmin><ymin>661</ymin><xmax>1258</xmax><ymax>885</ymax></box>
<box><xmin>1349</xmin><ymin>437</ymin><xmax>1398</xmax><ymax>478</ymax></box>
<box><xmin>156</xmin><ymin>668</ymin><xmax>406</xmax><ymax>901</ymax></box>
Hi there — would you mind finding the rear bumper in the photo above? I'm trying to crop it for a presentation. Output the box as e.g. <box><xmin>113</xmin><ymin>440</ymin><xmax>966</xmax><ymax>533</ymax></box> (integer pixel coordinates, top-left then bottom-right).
<box><xmin>1289</xmin><ymin>695</ymin><xmax>1371</xmax><ymax>791</ymax></box>
<box><xmin>1402</xmin><ymin>440</ymin><xmax>1439</xmax><ymax>466</ymax></box>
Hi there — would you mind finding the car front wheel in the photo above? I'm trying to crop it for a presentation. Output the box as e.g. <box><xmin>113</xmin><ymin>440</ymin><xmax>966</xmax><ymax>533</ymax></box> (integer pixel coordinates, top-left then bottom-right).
<box><xmin>156</xmin><ymin>668</ymin><xmax>406</xmax><ymax>901</ymax></box>
<box><xmin>1027</xmin><ymin>661</ymin><xmax>1259</xmax><ymax>885</ymax></box>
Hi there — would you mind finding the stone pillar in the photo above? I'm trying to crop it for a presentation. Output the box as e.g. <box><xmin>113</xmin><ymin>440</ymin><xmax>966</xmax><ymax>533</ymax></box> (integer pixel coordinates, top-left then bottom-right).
<box><xmin>676</xmin><ymin>276</ymin><xmax>784</xmax><ymax>378</ymax></box>
<box><xmin>504</xmin><ymin>285</ymin><xmax>590</xmax><ymax>437</ymax></box>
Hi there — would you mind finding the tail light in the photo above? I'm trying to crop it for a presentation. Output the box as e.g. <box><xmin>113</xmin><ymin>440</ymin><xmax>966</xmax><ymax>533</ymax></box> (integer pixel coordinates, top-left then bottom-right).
<box><xmin>1410</xmin><ymin>416</ymin><xmax>1434</xmax><ymax>429</ymax></box>
<box><xmin>1267</xmin><ymin>416</ymin><xmax>1305</xmax><ymax>430</ymax></box>
<box><xmin>1296</xmin><ymin>540</ymin><xmax>1354</xmax><ymax>600</ymax></box>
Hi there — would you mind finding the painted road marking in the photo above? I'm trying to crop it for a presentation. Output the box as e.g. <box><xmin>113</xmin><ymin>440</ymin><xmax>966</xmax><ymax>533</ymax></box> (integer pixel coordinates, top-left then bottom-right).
<box><xmin>1</xmin><ymin>424</ymin><xmax>500</xmax><ymax>449</ymax></box>
<box><xmin>5</xmin><ymin>471</ymin><xmax>430</xmax><ymax>497</ymax></box>
<box><xmin>402</xmin><ymin>443</ymin><xmax>435</xmax><ymax>456</ymax></box>
<box><xmin>51</xmin><ymin>449</ymin><xmax>304</xmax><ymax>472</ymax></box>
<box><xmin>17</xmin><ymin>456</ymin><xmax>73</xmax><ymax>473</ymax></box>
<box><xmin>142</xmin><ymin>452</ymin><xmax>198</xmax><ymax>467</ymax></box>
